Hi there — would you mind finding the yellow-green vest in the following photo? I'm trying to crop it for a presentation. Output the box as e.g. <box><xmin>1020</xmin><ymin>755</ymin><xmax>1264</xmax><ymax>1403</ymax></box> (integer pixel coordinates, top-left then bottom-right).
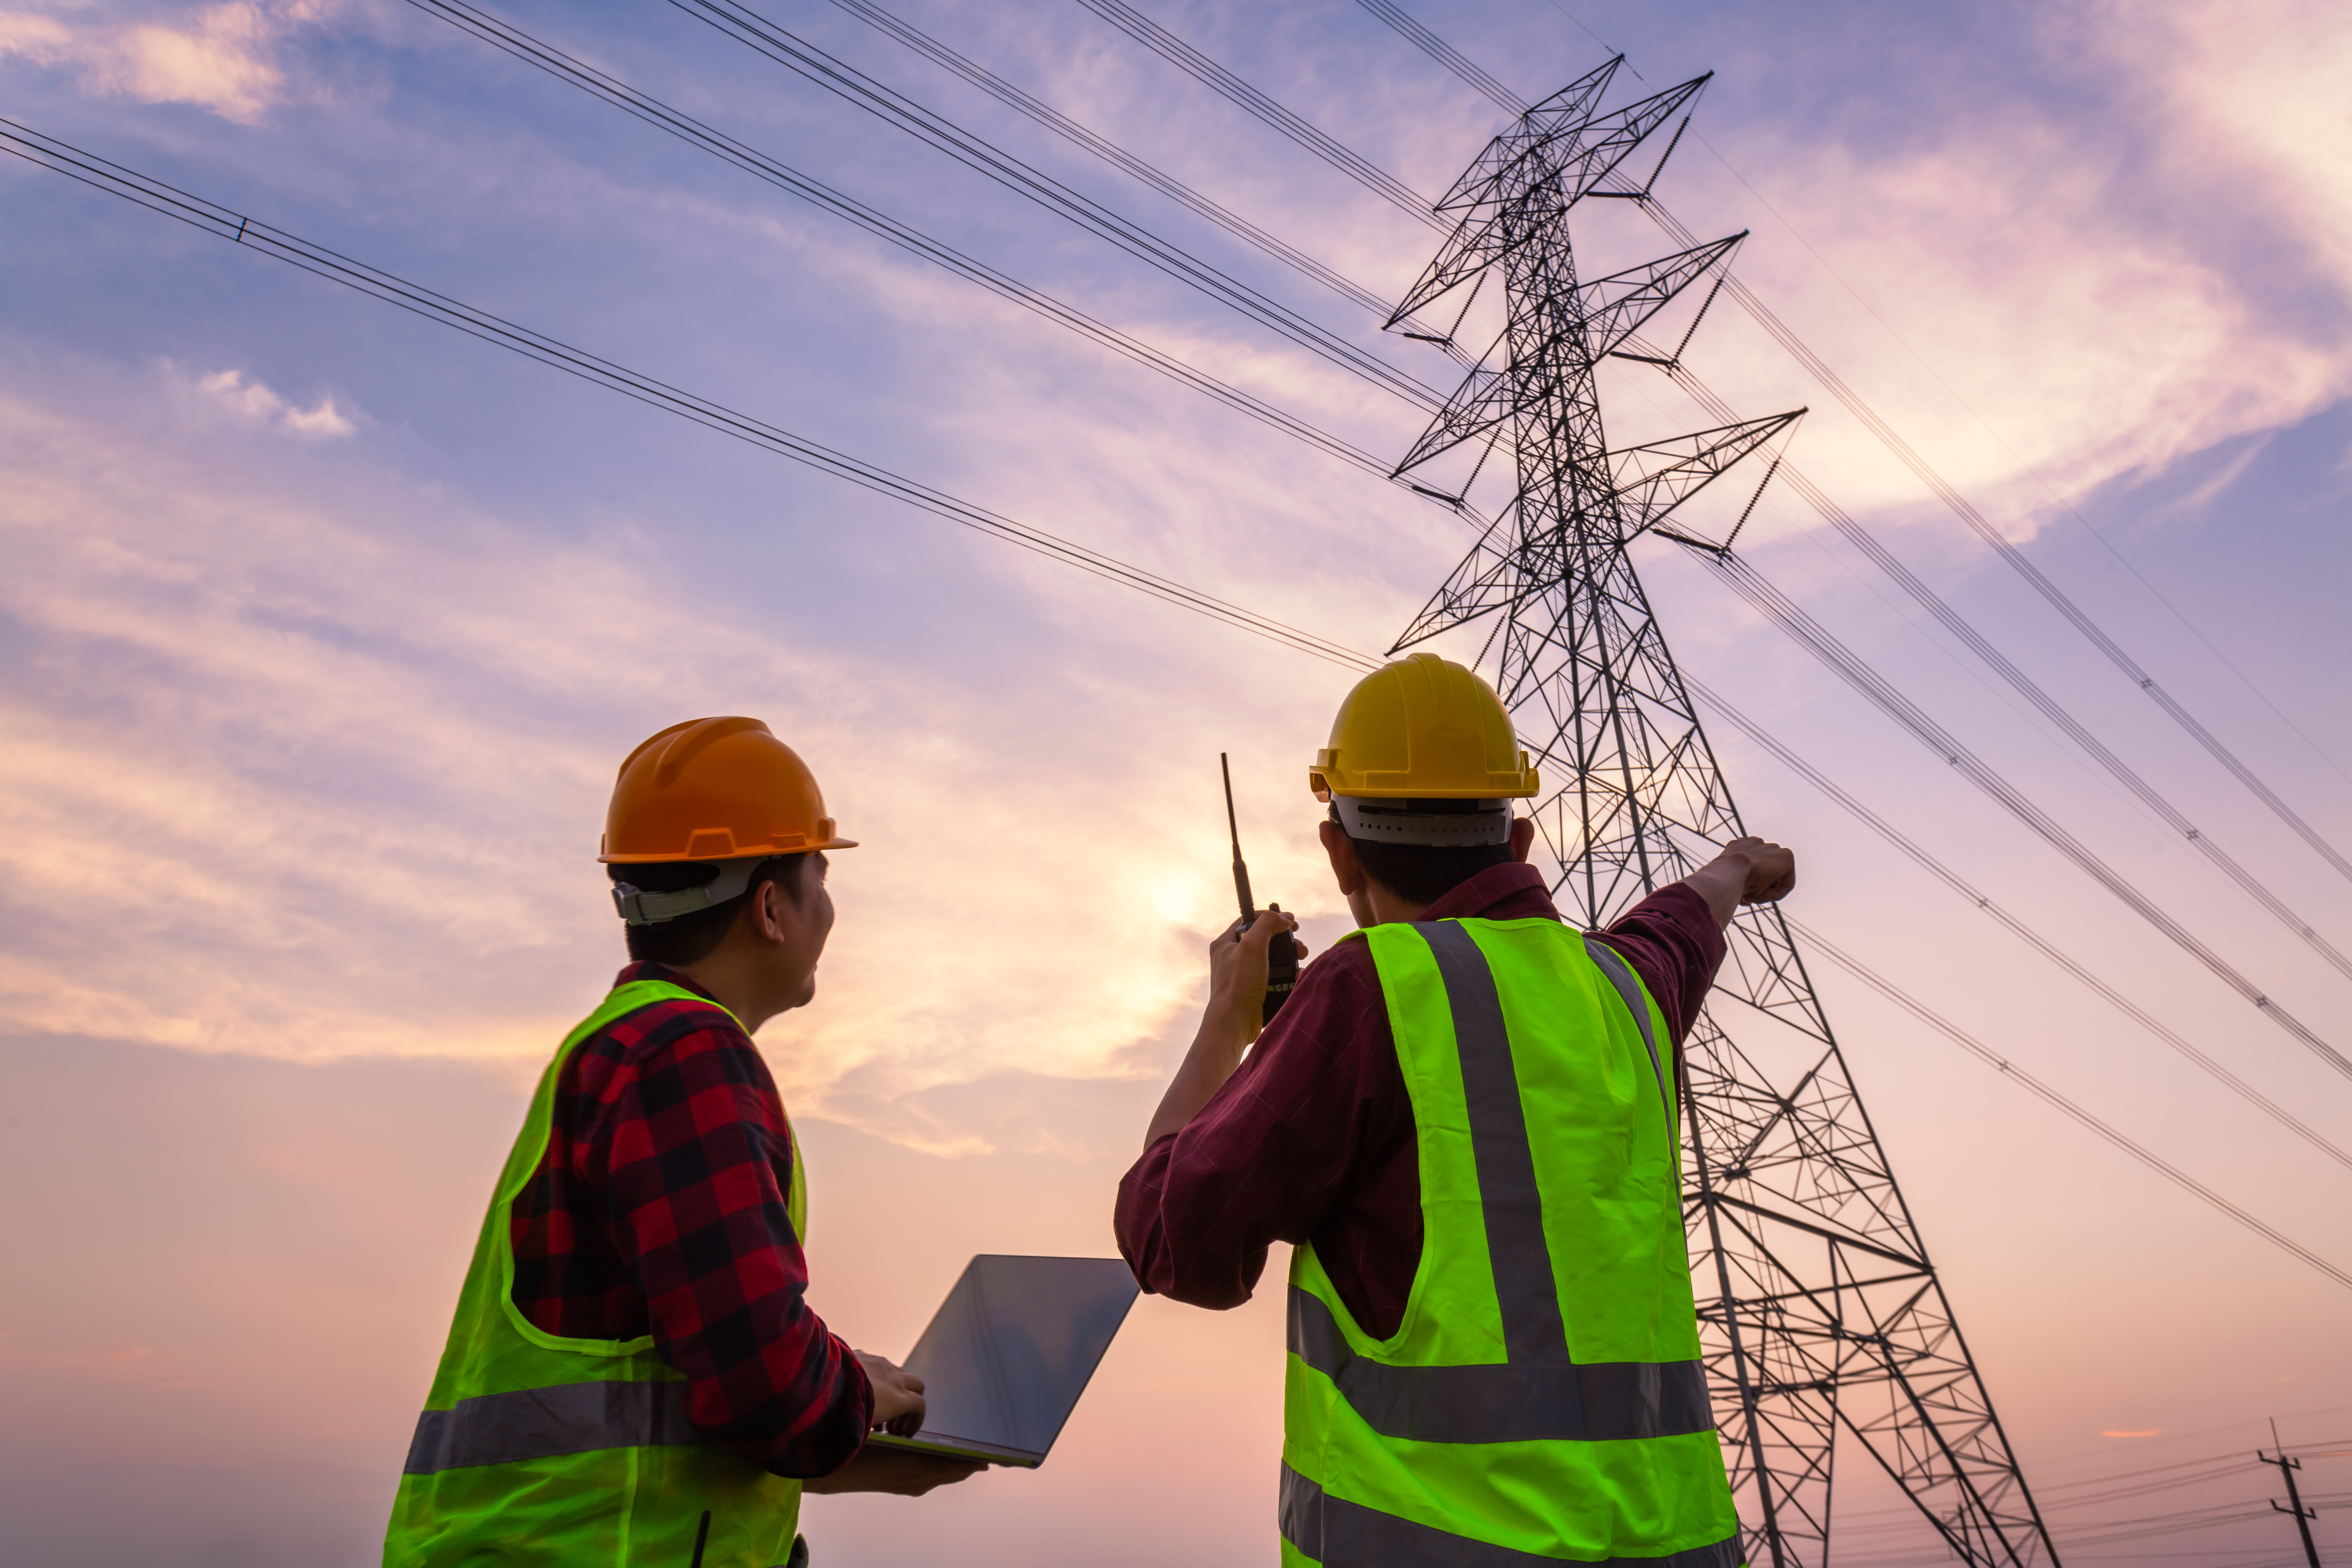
<box><xmin>1281</xmin><ymin>918</ymin><xmax>1743</xmax><ymax>1567</ymax></box>
<box><xmin>384</xmin><ymin>979</ymin><xmax>808</xmax><ymax>1568</ymax></box>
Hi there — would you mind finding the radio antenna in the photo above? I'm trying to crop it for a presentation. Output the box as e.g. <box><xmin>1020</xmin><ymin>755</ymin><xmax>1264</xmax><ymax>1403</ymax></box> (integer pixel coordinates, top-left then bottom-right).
<box><xmin>1221</xmin><ymin>753</ymin><xmax>1255</xmax><ymax>931</ymax></box>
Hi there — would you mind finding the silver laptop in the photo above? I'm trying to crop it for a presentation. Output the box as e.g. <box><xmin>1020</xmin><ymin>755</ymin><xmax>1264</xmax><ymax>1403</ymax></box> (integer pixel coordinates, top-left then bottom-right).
<box><xmin>863</xmin><ymin>1254</ymin><xmax>1140</xmax><ymax>1468</ymax></box>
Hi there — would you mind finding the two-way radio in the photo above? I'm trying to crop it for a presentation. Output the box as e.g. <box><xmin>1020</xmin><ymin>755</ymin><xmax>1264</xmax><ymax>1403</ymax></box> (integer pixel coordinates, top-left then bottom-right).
<box><xmin>1221</xmin><ymin>753</ymin><xmax>1298</xmax><ymax>1026</ymax></box>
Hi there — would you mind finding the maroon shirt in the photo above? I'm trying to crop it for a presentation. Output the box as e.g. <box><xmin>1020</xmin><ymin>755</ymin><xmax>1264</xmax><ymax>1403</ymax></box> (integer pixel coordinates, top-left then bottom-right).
<box><xmin>1114</xmin><ymin>864</ymin><xmax>1725</xmax><ymax>1339</ymax></box>
<box><xmin>507</xmin><ymin>962</ymin><xmax>874</xmax><ymax>1477</ymax></box>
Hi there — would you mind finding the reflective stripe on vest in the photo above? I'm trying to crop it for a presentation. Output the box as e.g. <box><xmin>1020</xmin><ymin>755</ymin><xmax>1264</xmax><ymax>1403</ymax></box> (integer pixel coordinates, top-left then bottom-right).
<box><xmin>383</xmin><ymin>980</ymin><xmax>806</xmax><ymax>1568</ymax></box>
<box><xmin>1282</xmin><ymin>918</ymin><xmax>1743</xmax><ymax>1567</ymax></box>
<box><xmin>1282</xmin><ymin>1465</ymin><xmax>1742</xmax><ymax>1568</ymax></box>
<box><xmin>1285</xmin><ymin>1288</ymin><xmax>1713</xmax><ymax>1443</ymax></box>
<box><xmin>403</xmin><ymin>1379</ymin><xmax>702</xmax><ymax>1475</ymax></box>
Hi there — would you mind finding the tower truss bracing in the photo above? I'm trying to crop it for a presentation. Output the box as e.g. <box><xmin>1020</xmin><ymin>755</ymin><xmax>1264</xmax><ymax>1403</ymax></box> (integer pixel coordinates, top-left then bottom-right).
<box><xmin>1384</xmin><ymin>58</ymin><xmax>2059</xmax><ymax>1568</ymax></box>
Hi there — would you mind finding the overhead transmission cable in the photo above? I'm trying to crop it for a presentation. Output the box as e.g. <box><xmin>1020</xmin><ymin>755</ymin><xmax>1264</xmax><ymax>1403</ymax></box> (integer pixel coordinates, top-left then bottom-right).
<box><xmin>813</xmin><ymin>0</ymin><xmax>1465</xmax><ymax>350</ymax></box>
<box><xmin>1068</xmin><ymin>0</ymin><xmax>1442</xmax><ymax>225</ymax></box>
<box><xmin>401</xmin><ymin>0</ymin><xmax>1460</xmax><ymax>520</ymax></box>
<box><xmin>1695</xmin><ymin>547</ymin><xmax>2352</xmax><ymax>1082</ymax></box>
<box><xmin>1686</xmin><ymin>674</ymin><xmax>2352</xmax><ymax>1173</ymax></box>
<box><xmin>15</xmin><ymin>119</ymin><xmax>2337</xmax><ymax>1299</ymax></box>
<box><xmin>0</xmin><ymin>118</ymin><xmax>1383</xmax><ymax>675</ymax></box>
<box><xmin>657</xmin><ymin>0</ymin><xmax>1448</xmax><ymax>412</ymax></box>
<box><xmin>1115</xmin><ymin>0</ymin><xmax>2352</xmax><ymax>886</ymax></box>
<box><xmin>1635</xmin><ymin>336</ymin><xmax>2352</xmax><ymax>984</ymax></box>
<box><xmin>1791</xmin><ymin>917</ymin><xmax>2352</xmax><ymax>1292</ymax></box>
<box><xmin>1355</xmin><ymin>0</ymin><xmax>1529</xmax><ymax>116</ymax></box>
<box><xmin>1673</xmin><ymin>51</ymin><xmax>2352</xmax><ymax>798</ymax></box>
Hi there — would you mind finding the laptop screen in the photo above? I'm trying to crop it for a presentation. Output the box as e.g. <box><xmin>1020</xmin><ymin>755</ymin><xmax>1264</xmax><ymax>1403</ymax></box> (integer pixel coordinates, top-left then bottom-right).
<box><xmin>889</xmin><ymin>1254</ymin><xmax>1140</xmax><ymax>1464</ymax></box>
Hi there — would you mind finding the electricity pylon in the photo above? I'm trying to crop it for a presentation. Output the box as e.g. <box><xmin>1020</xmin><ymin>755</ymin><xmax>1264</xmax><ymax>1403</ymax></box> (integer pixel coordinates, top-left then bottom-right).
<box><xmin>1383</xmin><ymin>58</ymin><xmax>2059</xmax><ymax>1568</ymax></box>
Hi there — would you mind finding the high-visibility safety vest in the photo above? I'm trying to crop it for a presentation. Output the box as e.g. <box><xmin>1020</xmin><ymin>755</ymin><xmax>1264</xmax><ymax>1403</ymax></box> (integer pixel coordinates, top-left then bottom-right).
<box><xmin>385</xmin><ymin>980</ymin><xmax>809</xmax><ymax>1568</ymax></box>
<box><xmin>1281</xmin><ymin>918</ymin><xmax>1744</xmax><ymax>1567</ymax></box>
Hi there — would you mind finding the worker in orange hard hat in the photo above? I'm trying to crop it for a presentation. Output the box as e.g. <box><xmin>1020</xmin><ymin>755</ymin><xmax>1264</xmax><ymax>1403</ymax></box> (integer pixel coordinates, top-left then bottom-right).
<box><xmin>386</xmin><ymin>717</ymin><xmax>982</xmax><ymax>1568</ymax></box>
<box><xmin>1115</xmin><ymin>654</ymin><xmax>1796</xmax><ymax>1566</ymax></box>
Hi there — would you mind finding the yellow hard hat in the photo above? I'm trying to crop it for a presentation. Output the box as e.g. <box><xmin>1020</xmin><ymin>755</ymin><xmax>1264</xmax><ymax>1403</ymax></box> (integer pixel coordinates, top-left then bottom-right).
<box><xmin>1308</xmin><ymin>653</ymin><xmax>1539</xmax><ymax>801</ymax></box>
<box><xmin>601</xmin><ymin>716</ymin><xmax>858</xmax><ymax>864</ymax></box>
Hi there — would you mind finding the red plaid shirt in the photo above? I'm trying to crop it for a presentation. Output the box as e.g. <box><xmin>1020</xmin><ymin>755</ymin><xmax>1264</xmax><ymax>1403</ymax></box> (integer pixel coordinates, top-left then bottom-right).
<box><xmin>508</xmin><ymin>962</ymin><xmax>874</xmax><ymax>1477</ymax></box>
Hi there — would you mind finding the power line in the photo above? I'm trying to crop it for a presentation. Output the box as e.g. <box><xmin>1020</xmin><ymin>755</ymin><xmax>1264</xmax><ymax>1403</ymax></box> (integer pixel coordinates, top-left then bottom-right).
<box><xmin>0</xmin><ymin>118</ymin><xmax>1385</xmax><ymax>675</ymax></box>
<box><xmin>1791</xmin><ymin>918</ymin><xmax>2352</xmax><ymax>1292</ymax></box>
<box><xmin>816</xmin><ymin>0</ymin><xmax>1464</xmax><ymax>349</ymax></box>
<box><xmin>1697</xmin><ymin>548</ymin><xmax>2352</xmax><ymax>1082</ymax></box>
<box><xmin>1354</xmin><ymin>0</ymin><xmax>1527</xmax><ymax>116</ymax></box>
<box><xmin>660</xmin><ymin>0</ymin><xmax>1448</xmax><ymax>411</ymax></box>
<box><xmin>403</xmin><ymin>0</ymin><xmax>1469</xmax><ymax>521</ymax></box>
<box><xmin>1680</xmin><ymin>117</ymin><xmax>2352</xmax><ymax>797</ymax></box>
<box><xmin>1070</xmin><ymin>0</ymin><xmax>1443</xmax><ymax>224</ymax></box>
<box><xmin>1686</xmin><ymin>674</ymin><xmax>2352</xmax><ymax>1173</ymax></box>
<box><xmin>1356</xmin><ymin>0</ymin><xmax>1527</xmax><ymax>115</ymax></box>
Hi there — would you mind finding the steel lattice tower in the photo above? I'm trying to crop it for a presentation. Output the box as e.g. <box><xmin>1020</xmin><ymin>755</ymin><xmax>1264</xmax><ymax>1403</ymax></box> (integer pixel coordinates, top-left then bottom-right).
<box><xmin>1383</xmin><ymin>59</ymin><xmax>2059</xmax><ymax>1568</ymax></box>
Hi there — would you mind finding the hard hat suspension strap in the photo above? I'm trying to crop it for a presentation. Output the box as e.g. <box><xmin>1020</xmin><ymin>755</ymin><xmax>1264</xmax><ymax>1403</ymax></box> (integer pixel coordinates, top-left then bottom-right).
<box><xmin>610</xmin><ymin>858</ymin><xmax>763</xmax><ymax>927</ymax></box>
<box><xmin>1331</xmin><ymin>797</ymin><xmax>1512</xmax><ymax>847</ymax></box>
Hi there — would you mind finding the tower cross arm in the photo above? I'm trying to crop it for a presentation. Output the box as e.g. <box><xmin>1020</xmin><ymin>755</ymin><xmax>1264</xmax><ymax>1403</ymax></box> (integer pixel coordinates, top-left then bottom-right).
<box><xmin>1425</xmin><ymin>55</ymin><xmax>1622</xmax><ymax>220</ymax></box>
<box><xmin>1391</xmin><ymin>232</ymin><xmax>1747</xmax><ymax>483</ymax></box>
<box><xmin>1582</xmin><ymin>234</ymin><xmax>1745</xmax><ymax>361</ymax></box>
<box><xmin>1387</xmin><ymin>498</ymin><xmax>1530</xmax><ymax>651</ymax></box>
<box><xmin>1614</xmin><ymin>410</ymin><xmax>1805</xmax><ymax>546</ymax></box>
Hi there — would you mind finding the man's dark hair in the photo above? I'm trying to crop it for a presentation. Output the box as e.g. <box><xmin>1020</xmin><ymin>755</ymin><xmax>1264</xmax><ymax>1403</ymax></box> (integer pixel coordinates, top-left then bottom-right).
<box><xmin>1338</xmin><ymin>801</ymin><xmax>1516</xmax><ymax>907</ymax></box>
<box><xmin>609</xmin><ymin>855</ymin><xmax>815</xmax><ymax>967</ymax></box>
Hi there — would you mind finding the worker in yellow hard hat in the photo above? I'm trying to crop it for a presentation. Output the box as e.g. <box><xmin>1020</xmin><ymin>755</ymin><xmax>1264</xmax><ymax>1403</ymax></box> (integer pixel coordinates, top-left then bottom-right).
<box><xmin>386</xmin><ymin>717</ymin><xmax>981</xmax><ymax>1568</ymax></box>
<box><xmin>1115</xmin><ymin>653</ymin><xmax>1795</xmax><ymax>1567</ymax></box>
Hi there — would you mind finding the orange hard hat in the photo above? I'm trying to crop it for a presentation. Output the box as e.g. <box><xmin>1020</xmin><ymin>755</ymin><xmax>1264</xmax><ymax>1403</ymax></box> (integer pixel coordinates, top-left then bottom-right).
<box><xmin>600</xmin><ymin>716</ymin><xmax>858</xmax><ymax>864</ymax></box>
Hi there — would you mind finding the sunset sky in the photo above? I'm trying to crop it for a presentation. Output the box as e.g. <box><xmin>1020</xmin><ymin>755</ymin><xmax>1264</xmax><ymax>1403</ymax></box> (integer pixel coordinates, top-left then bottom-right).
<box><xmin>3</xmin><ymin>0</ymin><xmax>2349</xmax><ymax>1564</ymax></box>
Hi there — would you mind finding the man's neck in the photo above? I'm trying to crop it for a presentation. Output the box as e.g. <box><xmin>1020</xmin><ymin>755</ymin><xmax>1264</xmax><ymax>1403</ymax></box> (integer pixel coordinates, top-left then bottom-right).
<box><xmin>667</xmin><ymin>951</ymin><xmax>778</xmax><ymax>1035</ymax></box>
<box><xmin>1356</xmin><ymin>882</ymin><xmax>1431</xmax><ymax>927</ymax></box>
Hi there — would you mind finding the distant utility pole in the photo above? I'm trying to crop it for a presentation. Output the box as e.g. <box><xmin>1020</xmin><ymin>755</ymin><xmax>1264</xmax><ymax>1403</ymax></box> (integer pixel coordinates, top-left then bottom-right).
<box><xmin>2260</xmin><ymin>1419</ymin><xmax>2323</xmax><ymax>1568</ymax></box>
<box><xmin>1383</xmin><ymin>56</ymin><xmax>2056</xmax><ymax>1568</ymax></box>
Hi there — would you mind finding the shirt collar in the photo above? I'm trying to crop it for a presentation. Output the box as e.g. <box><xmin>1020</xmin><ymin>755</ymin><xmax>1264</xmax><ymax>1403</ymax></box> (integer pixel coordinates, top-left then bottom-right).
<box><xmin>612</xmin><ymin>960</ymin><xmax>724</xmax><ymax>1003</ymax></box>
<box><xmin>1415</xmin><ymin>859</ymin><xmax>1562</xmax><ymax>924</ymax></box>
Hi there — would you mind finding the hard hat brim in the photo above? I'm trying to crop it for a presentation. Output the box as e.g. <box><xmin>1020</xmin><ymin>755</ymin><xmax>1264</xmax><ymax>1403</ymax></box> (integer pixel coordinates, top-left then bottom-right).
<box><xmin>600</xmin><ymin>835</ymin><xmax>858</xmax><ymax>864</ymax></box>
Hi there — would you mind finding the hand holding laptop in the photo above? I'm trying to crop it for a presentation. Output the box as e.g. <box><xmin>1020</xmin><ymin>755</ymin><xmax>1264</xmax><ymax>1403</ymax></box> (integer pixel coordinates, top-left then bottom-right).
<box><xmin>804</xmin><ymin>1443</ymin><xmax>985</xmax><ymax>1496</ymax></box>
<box><xmin>803</xmin><ymin>1351</ymin><xmax>988</xmax><ymax>1497</ymax></box>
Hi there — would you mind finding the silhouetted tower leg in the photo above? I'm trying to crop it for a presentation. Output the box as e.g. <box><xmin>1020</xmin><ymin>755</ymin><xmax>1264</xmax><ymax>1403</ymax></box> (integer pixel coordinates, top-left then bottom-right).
<box><xmin>1384</xmin><ymin>60</ymin><xmax>2059</xmax><ymax>1568</ymax></box>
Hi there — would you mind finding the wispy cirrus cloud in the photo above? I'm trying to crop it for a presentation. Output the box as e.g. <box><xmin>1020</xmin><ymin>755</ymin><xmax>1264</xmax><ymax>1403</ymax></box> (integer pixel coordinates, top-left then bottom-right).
<box><xmin>0</xmin><ymin>0</ymin><xmax>332</xmax><ymax>122</ymax></box>
<box><xmin>190</xmin><ymin>365</ymin><xmax>356</xmax><ymax>436</ymax></box>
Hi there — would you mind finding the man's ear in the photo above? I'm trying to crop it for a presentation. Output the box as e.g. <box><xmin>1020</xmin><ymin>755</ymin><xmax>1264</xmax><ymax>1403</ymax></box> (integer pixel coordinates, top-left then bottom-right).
<box><xmin>1510</xmin><ymin>815</ymin><xmax>1536</xmax><ymax>863</ymax></box>
<box><xmin>1319</xmin><ymin>818</ymin><xmax>1366</xmax><ymax>897</ymax></box>
<box><xmin>746</xmin><ymin>875</ymin><xmax>791</xmax><ymax>944</ymax></box>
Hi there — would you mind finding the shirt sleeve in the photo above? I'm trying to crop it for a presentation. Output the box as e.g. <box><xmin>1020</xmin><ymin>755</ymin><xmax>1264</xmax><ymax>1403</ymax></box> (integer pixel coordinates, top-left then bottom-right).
<box><xmin>1114</xmin><ymin>942</ymin><xmax>1404</xmax><ymax>1310</ymax></box>
<box><xmin>593</xmin><ymin>1016</ymin><xmax>875</xmax><ymax>1477</ymax></box>
<box><xmin>1587</xmin><ymin>882</ymin><xmax>1727</xmax><ymax>1053</ymax></box>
